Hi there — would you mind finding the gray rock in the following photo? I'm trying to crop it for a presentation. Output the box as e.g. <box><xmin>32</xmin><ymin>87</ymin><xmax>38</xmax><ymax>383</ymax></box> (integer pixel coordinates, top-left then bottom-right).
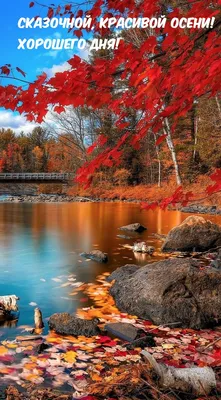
<box><xmin>48</xmin><ymin>313</ymin><xmax>100</xmax><ymax>336</ymax></box>
<box><xmin>133</xmin><ymin>242</ymin><xmax>155</xmax><ymax>254</ymax></box>
<box><xmin>116</xmin><ymin>234</ymin><xmax>132</xmax><ymax>239</ymax></box>
<box><xmin>162</xmin><ymin>216</ymin><xmax>221</xmax><ymax>252</ymax></box>
<box><xmin>181</xmin><ymin>204</ymin><xmax>220</xmax><ymax>215</ymax></box>
<box><xmin>110</xmin><ymin>258</ymin><xmax>221</xmax><ymax>329</ymax></box>
<box><xmin>80</xmin><ymin>250</ymin><xmax>108</xmax><ymax>263</ymax></box>
<box><xmin>107</xmin><ymin>264</ymin><xmax>138</xmax><ymax>282</ymax></box>
<box><xmin>105</xmin><ymin>322</ymin><xmax>139</xmax><ymax>342</ymax></box>
<box><xmin>119</xmin><ymin>223</ymin><xmax>147</xmax><ymax>233</ymax></box>
<box><xmin>211</xmin><ymin>249</ymin><xmax>221</xmax><ymax>269</ymax></box>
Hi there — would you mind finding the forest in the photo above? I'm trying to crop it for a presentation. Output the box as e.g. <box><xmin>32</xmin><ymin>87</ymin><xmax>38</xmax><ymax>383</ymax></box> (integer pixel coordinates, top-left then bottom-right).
<box><xmin>0</xmin><ymin>95</ymin><xmax>221</xmax><ymax>191</ymax></box>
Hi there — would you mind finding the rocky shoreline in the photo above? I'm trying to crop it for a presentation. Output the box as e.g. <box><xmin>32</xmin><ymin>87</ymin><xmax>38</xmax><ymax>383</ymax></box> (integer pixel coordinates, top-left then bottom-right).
<box><xmin>0</xmin><ymin>216</ymin><xmax>220</xmax><ymax>399</ymax></box>
<box><xmin>0</xmin><ymin>194</ymin><xmax>94</xmax><ymax>203</ymax></box>
<box><xmin>1</xmin><ymin>194</ymin><xmax>221</xmax><ymax>215</ymax></box>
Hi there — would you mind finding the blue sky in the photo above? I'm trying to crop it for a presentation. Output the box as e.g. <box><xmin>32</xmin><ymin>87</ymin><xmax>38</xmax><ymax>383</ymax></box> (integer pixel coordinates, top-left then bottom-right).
<box><xmin>0</xmin><ymin>0</ymin><xmax>84</xmax><ymax>80</ymax></box>
<box><xmin>0</xmin><ymin>0</ymin><xmax>87</xmax><ymax>133</ymax></box>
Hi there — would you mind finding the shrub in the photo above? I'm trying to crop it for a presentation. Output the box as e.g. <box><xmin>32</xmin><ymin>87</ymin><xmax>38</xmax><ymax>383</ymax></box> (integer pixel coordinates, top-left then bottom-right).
<box><xmin>113</xmin><ymin>169</ymin><xmax>131</xmax><ymax>186</ymax></box>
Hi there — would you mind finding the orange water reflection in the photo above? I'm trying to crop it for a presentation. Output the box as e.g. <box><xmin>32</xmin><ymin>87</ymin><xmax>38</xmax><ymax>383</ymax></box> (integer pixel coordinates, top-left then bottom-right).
<box><xmin>0</xmin><ymin>202</ymin><xmax>220</xmax><ymax>337</ymax></box>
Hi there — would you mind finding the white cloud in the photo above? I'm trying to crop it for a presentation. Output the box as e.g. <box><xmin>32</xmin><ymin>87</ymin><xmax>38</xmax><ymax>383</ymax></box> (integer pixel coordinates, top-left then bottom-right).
<box><xmin>37</xmin><ymin>61</ymin><xmax>71</xmax><ymax>78</ymax></box>
<box><xmin>78</xmin><ymin>42</ymin><xmax>91</xmax><ymax>61</ymax></box>
<box><xmin>0</xmin><ymin>110</ymin><xmax>37</xmax><ymax>134</ymax></box>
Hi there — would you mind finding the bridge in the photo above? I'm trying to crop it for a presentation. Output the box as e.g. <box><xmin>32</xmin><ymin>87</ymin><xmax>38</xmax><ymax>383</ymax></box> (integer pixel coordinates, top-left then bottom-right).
<box><xmin>0</xmin><ymin>173</ymin><xmax>73</xmax><ymax>183</ymax></box>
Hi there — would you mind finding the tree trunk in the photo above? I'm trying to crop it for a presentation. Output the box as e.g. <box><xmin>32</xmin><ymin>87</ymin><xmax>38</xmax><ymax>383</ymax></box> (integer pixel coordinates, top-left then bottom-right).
<box><xmin>193</xmin><ymin>114</ymin><xmax>199</xmax><ymax>161</ymax></box>
<box><xmin>142</xmin><ymin>350</ymin><xmax>216</xmax><ymax>396</ymax></box>
<box><xmin>215</xmin><ymin>95</ymin><xmax>221</xmax><ymax>119</ymax></box>
<box><xmin>164</xmin><ymin>118</ymin><xmax>182</xmax><ymax>185</ymax></box>
<box><xmin>153</xmin><ymin>132</ymin><xmax>161</xmax><ymax>187</ymax></box>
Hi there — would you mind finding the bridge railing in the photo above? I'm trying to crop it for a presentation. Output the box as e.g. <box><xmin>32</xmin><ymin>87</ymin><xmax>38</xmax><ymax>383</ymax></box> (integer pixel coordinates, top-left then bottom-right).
<box><xmin>0</xmin><ymin>173</ymin><xmax>73</xmax><ymax>181</ymax></box>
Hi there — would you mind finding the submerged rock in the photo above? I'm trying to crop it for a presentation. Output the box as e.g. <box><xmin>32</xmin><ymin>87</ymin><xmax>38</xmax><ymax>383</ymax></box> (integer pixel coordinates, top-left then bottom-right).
<box><xmin>162</xmin><ymin>216</ymin><xmax>221</xmax><ymax>252</ymax></box>
<box><xmin>133</xmin><ymin>242</ymin><xmax>155</xmax><ymax>254</ymax></box>
<box><xmin>119</xmin><ymin>223</ymin><xmax>147</xmax><ymax>233</ymax></box>
<box><xmin>80</xmin><ymin>250</ymin><xmax>108</xmax><ymax>263</ymax></box>
<box><xmin>48</xmin><ymin>313</ymin><xmax>100</xmax><ymax>336</ymax></box>
<box><xmin>116</xmin><ymin>234</ymin><xmax>132</xmax><ymax>239</ymax></box>
<box><xmin>110</xmin><ymin>258</ymin><xmax>221</xmax><ymax>329</ymax></box>
<box><xmin>105</xmin><ymin>322</ymin><xmax>156</xmax><ymax>348</ymax></box>
<box><xmin>105</xmin><ymin>322</ymin><xmax>139</xmax><ymax>342</ymax></box>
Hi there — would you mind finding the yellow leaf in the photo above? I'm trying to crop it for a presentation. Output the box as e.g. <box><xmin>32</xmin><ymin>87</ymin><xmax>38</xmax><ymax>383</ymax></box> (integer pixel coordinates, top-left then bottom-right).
<box><xmin>63</xmin><ymin>351</ymin><xmax>77</xmax><ymax>363</ymax></box>
<box><xmin>0</xmin><ymin>346</ymin><xmax>8</xmax><ymax>355</ymax></box>
<box><xmin>25</xmin><ymin>374</ymin><xmax>39</xmax><ymax>381</ymax></box>
<box><xmin>46</xmin><ymin>336</ymin><xmax>63</xmax><ymax>344</ymax></box>
<box><xmin>162</xmin><ymin>343</ymin><xmax>174</xmax><ymax>349</ymax></box>
<box><xmin>24</xmin><ymin>362</ymin><xmax>37</xmax><ymax>370</ymax></box>
<box><xmin>5</xmin><ymin>343</ymin><xmax>17</xmax><ymax>349</ymax></box>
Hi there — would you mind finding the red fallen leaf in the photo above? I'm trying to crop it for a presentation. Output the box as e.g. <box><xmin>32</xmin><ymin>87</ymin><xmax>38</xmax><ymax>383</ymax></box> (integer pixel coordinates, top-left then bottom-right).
<box><xmin>142</xmin><ymin>320</ymin><xmax>153</xmax><ymax>326</ymax></box>
<box><xmin>93</xmin><ymin>347</ymin><xmax>105</xmax><ymax>352</ymax></box>
<box><xmin>80</xmin><ymin>298</ymin><xmax>88</xmax><ymax>303</ymax></box>
<box><xmin>114</xmin><ymin>350</ymin><xmax>128</xmax><ymax>357</ymax></box>
<box><xmin>165</xmin><ymin>360</ymin><xmax>183</xmax><ymax>367</ymax></box>
<box><xmin>103</xmin><ymin>340</ymin><xmax>119</xmax><ymax>347</ymax></box>
<box><xmin>0</xmin><ymin>354</ymin><xmax>14</xmax><ymax>362</ymax></box>
<box><xmin>97</xmin><ymin>336</ymin><xmax>113</xmax><ymax>343</ymax></box>
<box><xmin>211</xmin><ymin>348</ymin><xmax>221</xmax><ymax>361</ymax></box>
<box><xmin>37</xmin><ymin>354</ymin><xmax>51</xmax><ymax>359</ymax></box>
<box><xmin>29</xmin><ymin>1</ymin><xmax>34</xmax><ymax>7</ymax></box>
<box><xmin>74</xmin><ymin>374</ymin><xmax>89</xmax><ymax>381</ymax></box>
<box><xmin>211</xmin><ymin>359</ymin><xmax>221</xmax><ymax>367</ymax></box>
<box><xmin>16</xmin><ymin>67</ymin><xmax>26</xmax><ymax>77</ymax></box>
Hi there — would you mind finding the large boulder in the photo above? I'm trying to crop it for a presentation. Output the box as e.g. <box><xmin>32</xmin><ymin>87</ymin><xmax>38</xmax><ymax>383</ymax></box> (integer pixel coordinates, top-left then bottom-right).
<box><xmin>48</xmin><ymin>313</ymin><xmax>100</xmax><ymax>336</ymax></box>
<box><xmin>119</xmin><ymin>223</ymin><xmax>147</xmax><ymax>233</ymax></box>
<box><xmin>107</xmin><ymin>264</ymin><xmax>138</xmax><ymax>282</ymax></box>
<box><xmin>80</xmin><ymin>250</ymin><xmax>108</xmax><ymax>263</ymax></box>
<box><xmin>109</xmin><ymin>258</ymin><xmax>221</xmax><ymax>329</ymax></box>
<box><xmin>162</xmin><ymin>216</ymin><xmax>221</xmax><ymax>252</ymax></box>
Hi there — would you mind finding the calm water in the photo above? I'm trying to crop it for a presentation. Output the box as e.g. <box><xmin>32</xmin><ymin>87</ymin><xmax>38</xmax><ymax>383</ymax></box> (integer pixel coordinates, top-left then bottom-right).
<box><xmin>0</xmin><ymin>202</ymin><xmax>220</xmax><ymax>339</ymax></box>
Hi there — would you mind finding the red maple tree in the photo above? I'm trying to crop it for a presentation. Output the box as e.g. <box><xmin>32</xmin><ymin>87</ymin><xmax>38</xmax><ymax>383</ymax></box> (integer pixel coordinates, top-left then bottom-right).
<box><xmin>0</xmin><ymin>0</ymin><xmax>221</xmax><ymax>208</ymax></box>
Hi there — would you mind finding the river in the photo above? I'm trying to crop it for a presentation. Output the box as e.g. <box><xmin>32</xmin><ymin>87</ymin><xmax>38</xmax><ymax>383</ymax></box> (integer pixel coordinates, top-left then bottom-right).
<box><xmin>0</xmin><ymin>202</ymin><xmax>220</xmax><ymax>340</ymax></box>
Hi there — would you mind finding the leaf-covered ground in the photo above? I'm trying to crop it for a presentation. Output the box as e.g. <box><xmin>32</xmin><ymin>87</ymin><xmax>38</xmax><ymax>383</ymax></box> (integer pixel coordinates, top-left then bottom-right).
<box><xmin>0</xmin><ymin>273</ymin><xmax>220</xmax><ymax>399</ymax></box>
